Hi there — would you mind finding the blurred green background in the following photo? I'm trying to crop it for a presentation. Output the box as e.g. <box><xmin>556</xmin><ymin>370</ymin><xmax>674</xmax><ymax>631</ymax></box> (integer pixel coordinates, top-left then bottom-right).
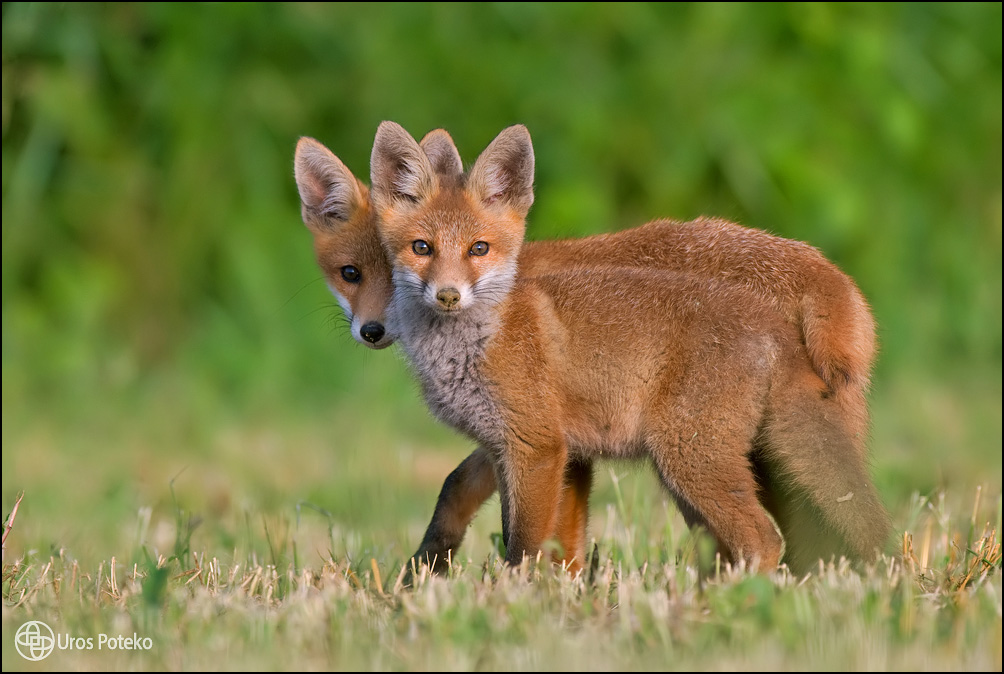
<box><xmin>2</xmin><ymin>3</ymin><xmax>1000</xmax><ymax>566</ymax></box>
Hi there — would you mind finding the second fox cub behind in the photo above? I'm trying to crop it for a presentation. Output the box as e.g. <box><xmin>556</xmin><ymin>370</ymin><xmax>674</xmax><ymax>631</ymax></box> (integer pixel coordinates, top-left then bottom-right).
<box><xmin>368</xmin><ymin>121</ymin><xmax>891</xmax><ymax>572</ymax></box>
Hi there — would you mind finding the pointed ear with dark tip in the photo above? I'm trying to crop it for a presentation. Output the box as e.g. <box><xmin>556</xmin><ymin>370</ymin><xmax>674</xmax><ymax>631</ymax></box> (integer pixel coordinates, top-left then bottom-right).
<box><xmin>294</xmin><ymin>137</ymin><xmax>365</xmax><ymax>225</ymax></box>
<box><xmin>370</xmin><ymin>121</ymin><xmax>438</xmax><ymax>210</ymax></box>
<box><xmin>420</xmin><ymin>128</ymin><xmax>463</xmax><ymax>177</ymax></box>
<box><xmin>466</xmin><ymin>125</ymin><xmax>535</xmax><ymax>218</ymax></box>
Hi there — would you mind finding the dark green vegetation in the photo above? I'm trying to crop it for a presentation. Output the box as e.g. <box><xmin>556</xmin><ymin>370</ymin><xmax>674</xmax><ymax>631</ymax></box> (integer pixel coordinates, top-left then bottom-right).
<box><xmin>2</xmin><ymin>3</ymin><xmax>1000</xmax><ymax>670</ymax></box>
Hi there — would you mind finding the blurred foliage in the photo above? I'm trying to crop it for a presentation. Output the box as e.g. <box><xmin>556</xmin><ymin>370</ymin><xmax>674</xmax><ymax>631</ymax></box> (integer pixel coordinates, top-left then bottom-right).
<box><xmin>1</xmin><ymin>2</ymin><xmax>1001</xmax><ymax>514</ymax></box>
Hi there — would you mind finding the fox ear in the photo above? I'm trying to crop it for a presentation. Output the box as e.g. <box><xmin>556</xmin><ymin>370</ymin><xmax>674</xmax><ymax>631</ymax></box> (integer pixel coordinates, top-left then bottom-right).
<box><xmin>370</xmin><ymin>121</ymin><xmax>438</xmax><ymax>210</ymax></box>
<box><xmin>420</xmin><ymin>129</ymin><xmax>463</xmax><ymax>177</ymax></box>
<box><xmin>466</xmin><ymin>125</ymin><xmax>535</xmax><ymax>218</ymax></box>
<box><xmin>294</xmin><ymin>137</ymin><xmax>366</xmax><ymax>226</ymax></box>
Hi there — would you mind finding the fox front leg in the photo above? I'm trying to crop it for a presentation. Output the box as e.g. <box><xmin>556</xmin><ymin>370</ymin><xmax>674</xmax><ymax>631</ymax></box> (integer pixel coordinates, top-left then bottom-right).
<box><xmin>495</xmin><ymin>437</ymin><xmax>569</xmax><ymax>569</ymax></box>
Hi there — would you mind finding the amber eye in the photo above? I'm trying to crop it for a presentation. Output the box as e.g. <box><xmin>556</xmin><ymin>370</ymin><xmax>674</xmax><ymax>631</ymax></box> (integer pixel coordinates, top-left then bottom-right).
<box><xmin>469</xmin><ymin>241</ymin><xmax>489</xmax><ymax>256</ymax></box>
<box><xmin>341</xmin><ymin>265</ymin><xmax>361</xmax><ymax>283</ymax></box>
<box><xmin>412</xmin><ymin>240</ymin><xmax>431</xmax><ymax>255</ymax></box>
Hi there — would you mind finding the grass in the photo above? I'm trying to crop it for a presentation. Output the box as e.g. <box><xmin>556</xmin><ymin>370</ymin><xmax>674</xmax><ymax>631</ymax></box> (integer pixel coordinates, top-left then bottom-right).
<box><xmin>2</xmin><ymin>471</ymin><xmax>1001</xmax><ymax>670</ymax></box>
<box><xmin>0</xmin><ymin>488</ymin><xmax>999</xmax><ymax>670</ymax></box>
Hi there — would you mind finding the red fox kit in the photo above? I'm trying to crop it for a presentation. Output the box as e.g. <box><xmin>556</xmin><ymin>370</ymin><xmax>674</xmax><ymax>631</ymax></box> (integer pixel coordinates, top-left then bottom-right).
<box><xmin>367</xmin><ymin>121</ymin><xmax>890</xmax><ymax>572</ymax></box>
<box><xmin>294</xmin><ymin>143</ymin><xmax>394</xmax><ymax>349</ymax></box>
<box><xmin>293</xmin><ymin>131</ymin><xmax>886</xmax><ymax>573</ymax></box>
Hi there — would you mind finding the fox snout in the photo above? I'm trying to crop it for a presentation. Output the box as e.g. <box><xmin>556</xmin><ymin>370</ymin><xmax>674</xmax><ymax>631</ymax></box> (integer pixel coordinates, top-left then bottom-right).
<box><xmin>436</xmin><ymin>287</ymin><xmax>462</xmax><ymax>310</ymax></box>
<box><xmin>360</xmin><ymin>321</ymin><xmax>386</xmax><ymax>344</ymax></box>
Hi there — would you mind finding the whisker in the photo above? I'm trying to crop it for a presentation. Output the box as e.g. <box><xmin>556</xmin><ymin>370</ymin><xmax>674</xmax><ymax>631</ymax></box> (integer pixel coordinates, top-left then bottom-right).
<box><xmin>298</xmin><ymin>302</ymin><xmax>342</xmax><ymax>322</ymax></box>
<box><xmin>280</xmin><ymin>276</ymin><xmax>328</xmax><ymax>311</ymax></box>
<box><xmin>294</xmin><ymin>301</ymin><xmax>349</xmax><ymax>333</ymax></box>
<box><xmin>470</xmin><ymin>273</ymin><xmax>516</xmax><ymax>306</ymax></box>
<box><xmin>323</xmin><ymin>310</ymin><xmax>352</xmax><ymax>337</ymax></box>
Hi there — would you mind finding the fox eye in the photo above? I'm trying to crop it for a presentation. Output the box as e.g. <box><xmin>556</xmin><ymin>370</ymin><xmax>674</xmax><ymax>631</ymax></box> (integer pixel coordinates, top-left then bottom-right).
<box><xmin>469</xmin><ymin>241</ymin><xmax>489</xmax><ymax>256</ymax></box>
<box><xmin>341</xmin><ymin>265</ymin><xmax>361</xmax><ymax>283</ymax></box>
<box><xmin>412</xmin><ymin>240</ymin><xmax>431</xmax><ymax>256</ymax></box>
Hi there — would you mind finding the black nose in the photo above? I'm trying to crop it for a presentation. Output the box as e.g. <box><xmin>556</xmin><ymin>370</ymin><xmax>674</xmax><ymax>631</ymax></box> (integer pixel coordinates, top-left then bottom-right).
<box><xmin>360</xmin><ymin>322</ymin><xmax>385</xmax><ymax>344</ymax></box>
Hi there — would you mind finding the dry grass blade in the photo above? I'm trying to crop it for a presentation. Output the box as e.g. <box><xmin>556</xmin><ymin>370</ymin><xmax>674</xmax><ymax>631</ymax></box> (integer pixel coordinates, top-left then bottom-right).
<box><xmin>2</xmin><ymin>491</ymin><xmax>25</xmax><ymax>564</ymax></box>
<box><xmin>955</xmin><ymin>527</ymin><xmax>1002</xmax><ymax>590</ymax></box>
<box><xmin>370</xmin><ymin>557</ymin><xmax>384</xmax><ymax>596</ymax></box>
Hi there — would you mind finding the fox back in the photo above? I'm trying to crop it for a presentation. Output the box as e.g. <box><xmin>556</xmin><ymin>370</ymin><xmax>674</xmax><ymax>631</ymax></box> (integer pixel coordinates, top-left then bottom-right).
<box><xmin>522</xmin><ymin>217</ymin><xmax>876</xmax><ymax>392</ymax></box>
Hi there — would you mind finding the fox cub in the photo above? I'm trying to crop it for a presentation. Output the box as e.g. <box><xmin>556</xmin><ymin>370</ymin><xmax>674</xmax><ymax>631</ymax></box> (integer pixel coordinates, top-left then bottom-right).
<box><xmin>367</xmin><ymin>121</ymin><xmax>891</xmax><ymax>572</ymax></box>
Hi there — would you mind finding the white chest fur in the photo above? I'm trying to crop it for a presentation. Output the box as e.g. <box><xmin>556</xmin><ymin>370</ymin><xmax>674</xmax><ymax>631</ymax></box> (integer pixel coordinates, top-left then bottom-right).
<box><xmin>391</xmin><ymin>295</ymin><xmax>507</xmax><ymax>449</ymax></box>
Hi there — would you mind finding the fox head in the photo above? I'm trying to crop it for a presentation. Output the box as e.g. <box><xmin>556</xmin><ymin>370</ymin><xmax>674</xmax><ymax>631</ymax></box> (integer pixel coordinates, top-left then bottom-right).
<box><xmin>370</xmin><ymin>122</ymin><xmax>535</xmax><ymax>315</ymax></box>
<box><xmin>293</xmin><ymin>137</ymin><xmax>396</xmax><ymax>349</ymax></box>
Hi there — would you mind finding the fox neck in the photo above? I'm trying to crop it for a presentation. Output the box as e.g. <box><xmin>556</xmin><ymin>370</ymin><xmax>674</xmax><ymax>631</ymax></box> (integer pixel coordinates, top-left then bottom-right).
<box><xmin>388</xmin><ymin>281</ymin><xmax>509</xmax><ymax>449</ymax></box>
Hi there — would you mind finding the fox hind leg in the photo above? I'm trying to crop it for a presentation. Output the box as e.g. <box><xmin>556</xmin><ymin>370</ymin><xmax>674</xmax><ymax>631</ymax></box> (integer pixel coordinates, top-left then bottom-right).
<box><xmin>647</xmin><ymin>421</ymin><xmax>784</xmax><ymax>572</ymax></box>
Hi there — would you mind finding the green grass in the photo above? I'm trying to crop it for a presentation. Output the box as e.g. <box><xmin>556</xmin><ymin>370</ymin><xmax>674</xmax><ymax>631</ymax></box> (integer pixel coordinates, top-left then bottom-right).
<box><xmin>2</xmin><ymin>481</ymin><xmax>1000</xmax><ymax>671</ymax></box>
